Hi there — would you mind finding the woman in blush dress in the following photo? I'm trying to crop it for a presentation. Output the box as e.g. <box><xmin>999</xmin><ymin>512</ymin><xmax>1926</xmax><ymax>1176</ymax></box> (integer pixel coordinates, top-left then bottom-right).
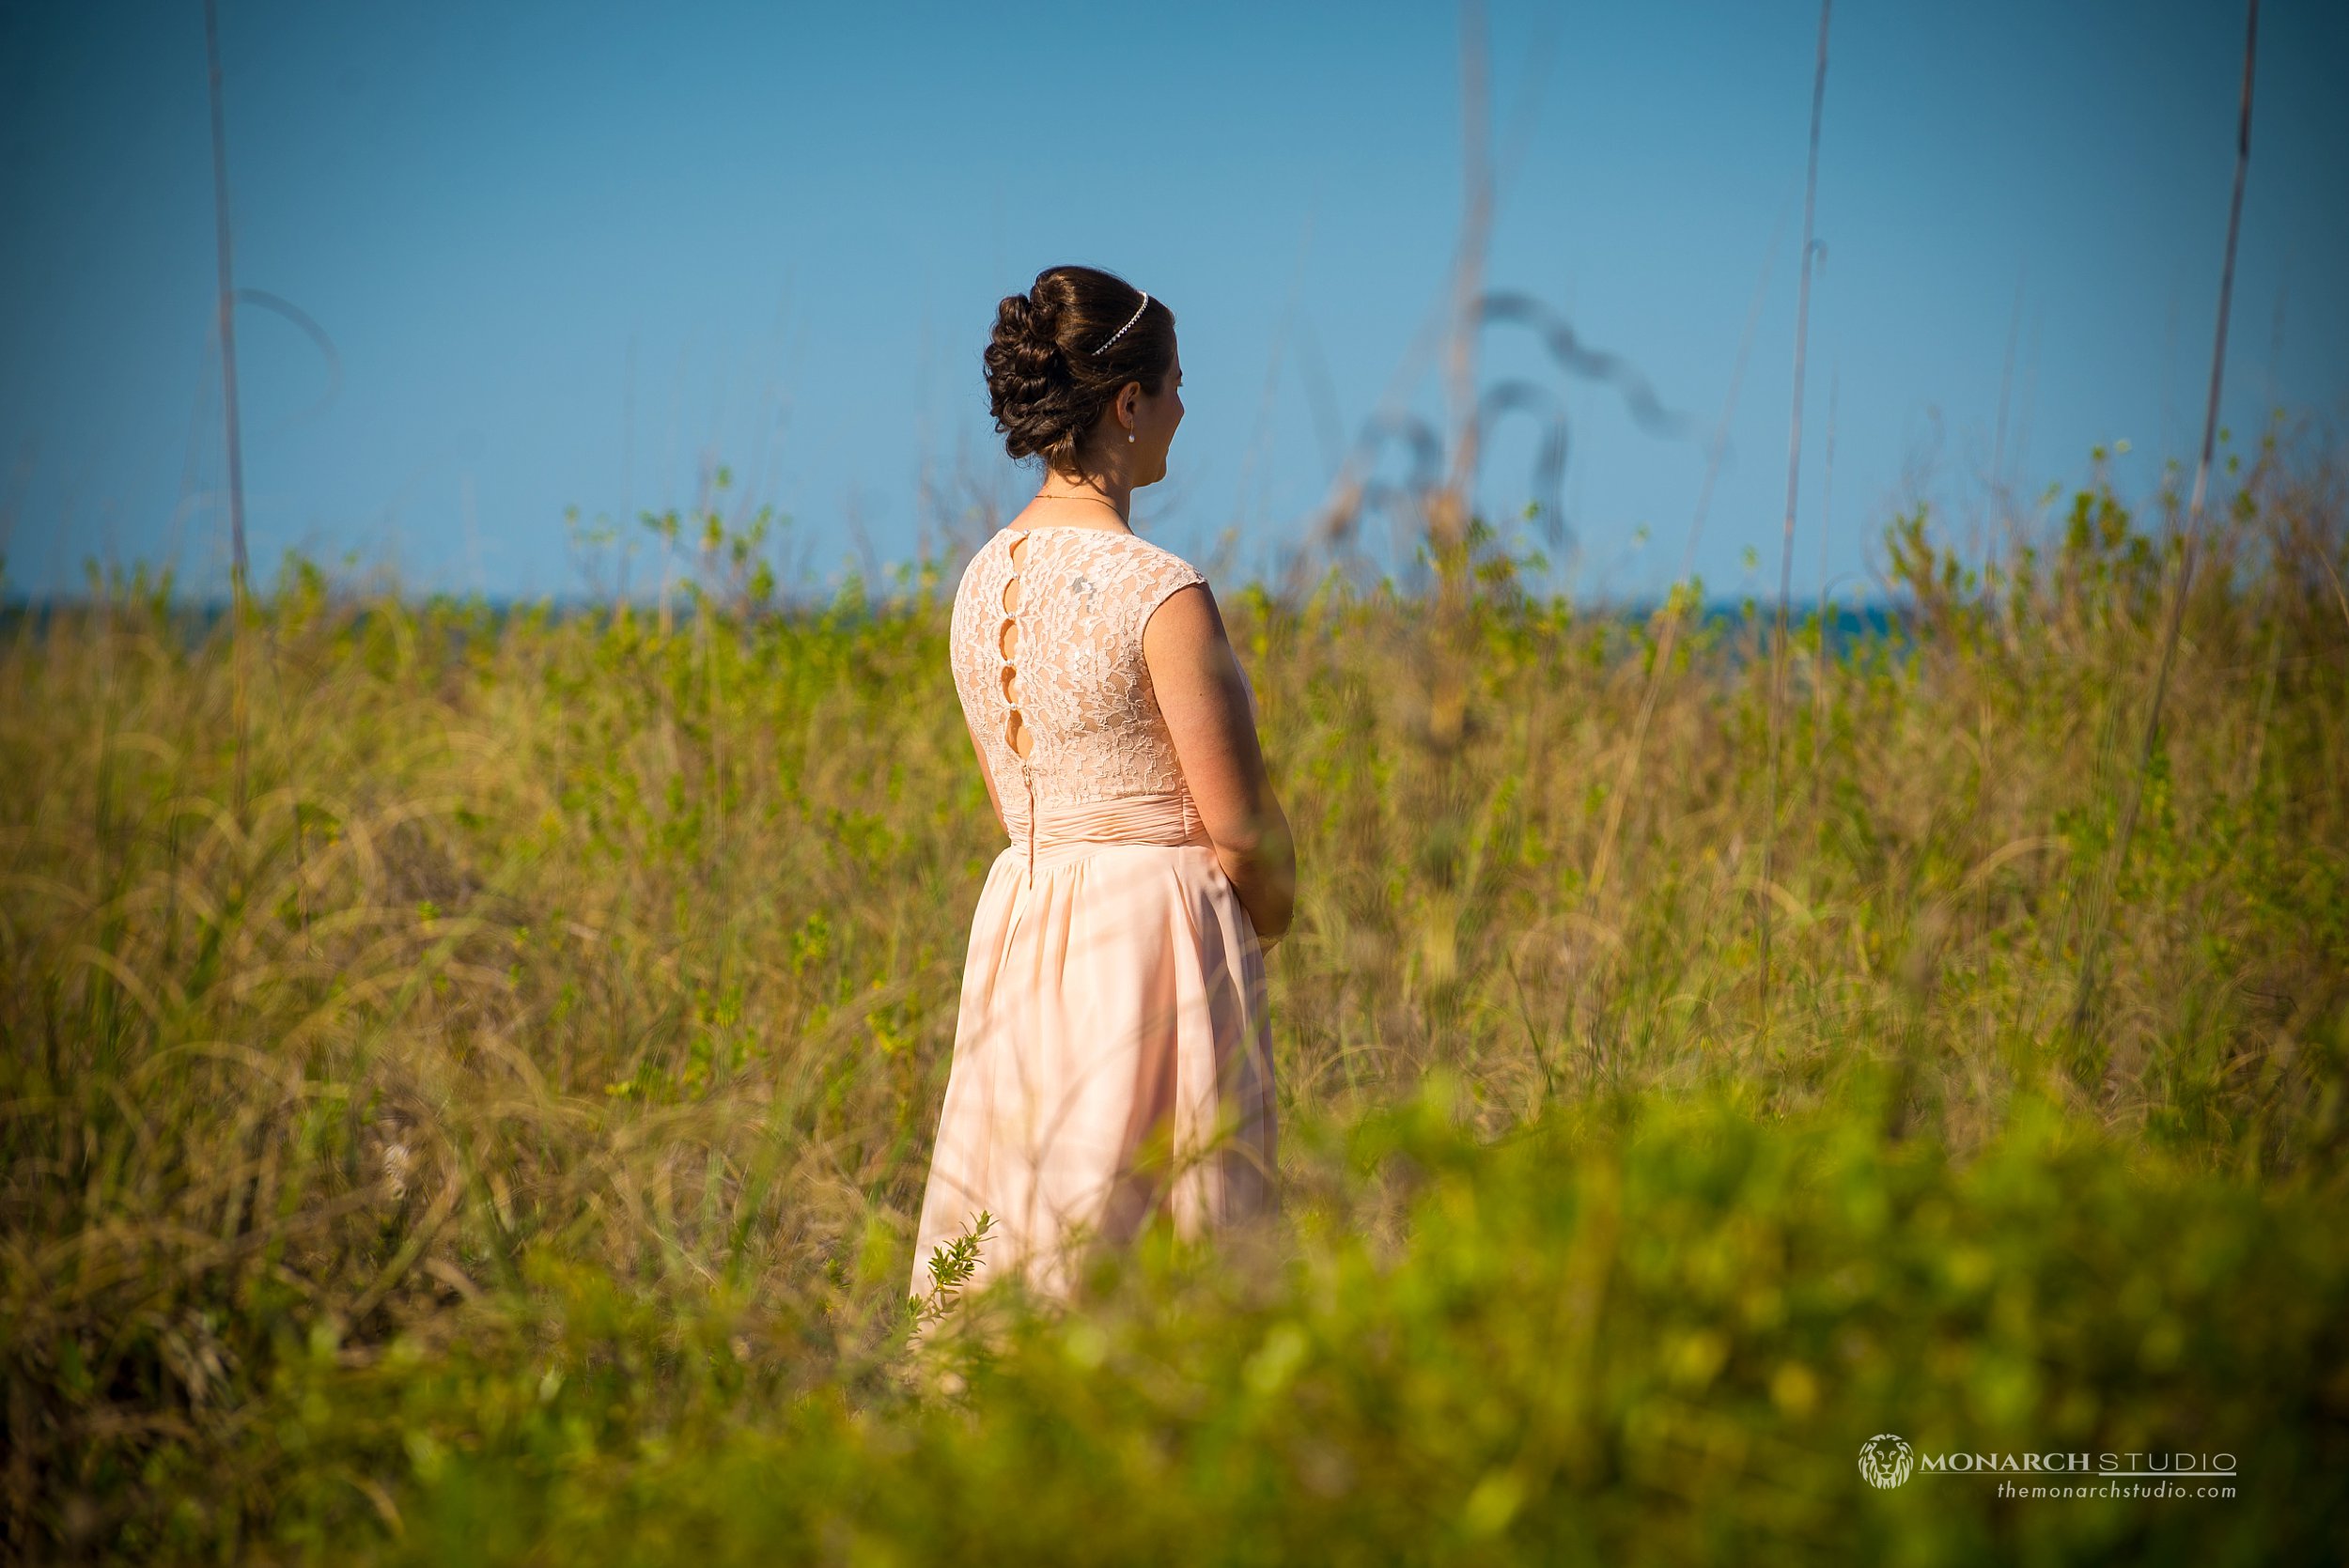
<box><xmin>909</xmin><ymin>265</ymin><xmax>1295</xmax><ymax>1306</ymax></box>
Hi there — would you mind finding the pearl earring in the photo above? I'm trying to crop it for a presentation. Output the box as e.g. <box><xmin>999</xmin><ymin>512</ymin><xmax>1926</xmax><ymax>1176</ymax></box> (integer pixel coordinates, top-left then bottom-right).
<box><xmin>1127</xmin><ymin>427</ymin><xmax>1136</xmax><ymax>444</ymax></box>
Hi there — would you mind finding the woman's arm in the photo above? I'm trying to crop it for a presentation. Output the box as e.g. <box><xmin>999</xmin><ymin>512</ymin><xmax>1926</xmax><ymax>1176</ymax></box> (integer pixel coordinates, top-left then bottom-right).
<box><xmin>1143</xmin><ymin>582</ymin><xmax>1296</xmax><ymax>944</ymax></box>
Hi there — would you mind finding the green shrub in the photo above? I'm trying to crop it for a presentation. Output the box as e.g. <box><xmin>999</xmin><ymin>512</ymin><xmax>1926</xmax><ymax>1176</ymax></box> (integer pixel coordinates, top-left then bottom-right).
<box><xmin>223</xmin><ymin>1089</ymin><xmax>2349</xmax><ymax>1565</ymax></box>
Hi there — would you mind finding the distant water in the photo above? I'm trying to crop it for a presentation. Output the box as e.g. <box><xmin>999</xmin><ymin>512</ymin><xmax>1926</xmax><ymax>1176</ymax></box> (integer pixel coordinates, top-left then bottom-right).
<box><xmin>2</xmin><ymin>593</ymin><xmax>1914</xmax><ymax>664</ymax></box>
<box><xmin>1619</xmin><ymin>598</ymin><xmax>1910</xmax><ymax>662</ymax></box>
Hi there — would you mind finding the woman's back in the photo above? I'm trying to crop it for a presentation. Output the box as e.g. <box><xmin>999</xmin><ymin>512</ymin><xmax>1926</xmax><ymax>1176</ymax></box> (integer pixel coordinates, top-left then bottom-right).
<box><xmin>949</xmin><ymin>524</ymin><xmax>1206</xmax><ymax>832</ymax></box>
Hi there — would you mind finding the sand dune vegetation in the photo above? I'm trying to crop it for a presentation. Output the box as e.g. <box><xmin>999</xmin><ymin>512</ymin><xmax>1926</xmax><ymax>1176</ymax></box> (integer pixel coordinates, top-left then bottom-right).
<box><xmin>4</xmin><ymin>427</ymin><xmax>2345</xmax><ymax>1560</ymax></box>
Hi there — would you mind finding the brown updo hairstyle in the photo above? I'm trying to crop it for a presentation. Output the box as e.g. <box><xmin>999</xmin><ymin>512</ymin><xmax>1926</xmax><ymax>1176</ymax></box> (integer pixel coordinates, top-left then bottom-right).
<box><xmin>985</xmin><ymin>265</ymin><xmax>1175</xmax><ymax>480</ymax></box>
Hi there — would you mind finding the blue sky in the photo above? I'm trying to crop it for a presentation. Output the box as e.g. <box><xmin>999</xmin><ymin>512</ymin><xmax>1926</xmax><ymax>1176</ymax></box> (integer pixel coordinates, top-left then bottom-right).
<box><xmin>3</xmin><ymin>0</ymin><xmax>2343</xmax><ymax>603</ymax></box>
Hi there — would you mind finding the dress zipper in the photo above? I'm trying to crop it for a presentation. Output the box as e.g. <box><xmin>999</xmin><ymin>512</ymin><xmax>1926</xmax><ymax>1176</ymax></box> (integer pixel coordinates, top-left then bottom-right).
<box><xmin>1022</xmin><ymin>760</ymin><xmax>1035</xmax><ymax>887</ymax></box>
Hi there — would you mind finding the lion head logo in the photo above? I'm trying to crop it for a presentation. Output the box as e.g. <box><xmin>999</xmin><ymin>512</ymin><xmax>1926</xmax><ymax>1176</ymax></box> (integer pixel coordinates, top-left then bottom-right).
<box><xmin>1858</xmin><ymin>1434</ymin><xmax>1914</xmax><ymax>1489</ymax></box>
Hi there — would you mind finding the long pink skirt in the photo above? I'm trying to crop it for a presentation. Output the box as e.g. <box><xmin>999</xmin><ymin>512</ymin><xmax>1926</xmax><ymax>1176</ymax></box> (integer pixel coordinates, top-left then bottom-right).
<box><xmin>909</xmin><ymin>792</ymin><xmax>1277</xmax><ymax>1304</ymax></box>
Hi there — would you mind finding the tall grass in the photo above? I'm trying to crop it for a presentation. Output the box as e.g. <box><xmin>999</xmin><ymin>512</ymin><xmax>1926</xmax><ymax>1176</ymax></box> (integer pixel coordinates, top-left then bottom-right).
<box><xmin>3</xmin><ymin>431</ymin><xmax>2345</xmax><ymax>1560</ymax></box>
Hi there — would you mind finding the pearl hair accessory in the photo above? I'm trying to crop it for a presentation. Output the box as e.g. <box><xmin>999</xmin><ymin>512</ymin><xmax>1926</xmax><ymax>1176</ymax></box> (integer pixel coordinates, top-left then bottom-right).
<box><xmin>1094</xmin><ymin>292</ymin><xmax>1150</xmax><ymax>353</ymax></box>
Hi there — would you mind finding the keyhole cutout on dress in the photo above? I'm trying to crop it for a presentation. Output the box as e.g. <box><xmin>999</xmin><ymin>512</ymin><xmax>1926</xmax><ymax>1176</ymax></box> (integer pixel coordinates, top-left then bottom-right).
<box><xmin>1000</xmin><ymin>536</ymin><xmax>1034</xmax><ymax>758</ymax></box>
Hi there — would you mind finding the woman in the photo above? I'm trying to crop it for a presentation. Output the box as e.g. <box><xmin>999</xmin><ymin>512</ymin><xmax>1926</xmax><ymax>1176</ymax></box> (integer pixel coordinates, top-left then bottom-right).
<box><xmin>909</xmin><ymin>265</ymin><xmax>1295</xmax><ymax>1305</ymax></box>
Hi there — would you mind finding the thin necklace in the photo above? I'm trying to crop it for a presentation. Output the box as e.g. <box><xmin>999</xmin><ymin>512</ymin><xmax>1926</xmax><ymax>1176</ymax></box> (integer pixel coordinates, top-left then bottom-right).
<box><xmin>1031</xmin><ymin>489</ymin><xmax>1129</xmax><ymax>525</ymax></box>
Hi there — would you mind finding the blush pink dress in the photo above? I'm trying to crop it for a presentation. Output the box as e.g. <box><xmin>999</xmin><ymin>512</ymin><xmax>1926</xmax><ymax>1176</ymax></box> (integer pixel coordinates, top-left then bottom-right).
<box><xmin>910</xmin><ymin>523</ymin><xmax>1277</xmax><ymax>1303</ymax></box>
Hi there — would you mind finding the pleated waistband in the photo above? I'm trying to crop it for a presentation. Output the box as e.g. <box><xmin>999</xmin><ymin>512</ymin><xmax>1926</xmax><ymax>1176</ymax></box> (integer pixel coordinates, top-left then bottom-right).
<box><xmin>1009</xmin><ymin>790</ymin><xmax>1212</xmax><ymax>876</ymax></box>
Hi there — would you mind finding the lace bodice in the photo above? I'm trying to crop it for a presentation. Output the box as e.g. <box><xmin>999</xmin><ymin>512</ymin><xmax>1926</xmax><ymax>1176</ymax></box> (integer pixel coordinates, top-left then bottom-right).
<box><xmin>949</xmin><ymin>525</ymin><xmax>1208</xmax><ymax>837</ymax></box>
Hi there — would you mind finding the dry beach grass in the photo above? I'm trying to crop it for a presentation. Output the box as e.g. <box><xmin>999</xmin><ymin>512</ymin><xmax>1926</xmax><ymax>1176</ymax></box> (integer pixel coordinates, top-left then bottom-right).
<box><xmin>3</xmin><ymin>432</ymin><xmax>2347</xmax><ymax>1561</ymax></box>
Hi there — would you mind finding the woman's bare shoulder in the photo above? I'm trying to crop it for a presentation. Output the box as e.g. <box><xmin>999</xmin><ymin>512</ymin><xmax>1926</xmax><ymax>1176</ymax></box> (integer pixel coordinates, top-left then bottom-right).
<box><xmin>1139</xmin><ymin>564</ymin><xmax>1227</xmax><ymax>663</ymax></box>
